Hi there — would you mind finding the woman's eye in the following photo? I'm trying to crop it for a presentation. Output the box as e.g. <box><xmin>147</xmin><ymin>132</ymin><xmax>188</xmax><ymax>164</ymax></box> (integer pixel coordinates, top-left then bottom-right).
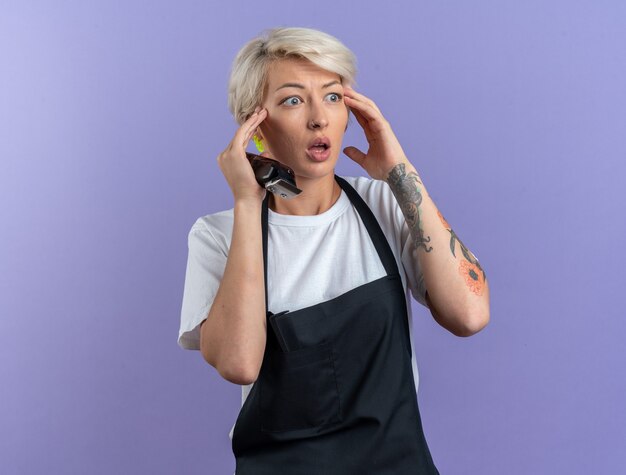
<box><xmin>282</xmin><ymin>96</ymin><xmax>302</xmax><ymax>106</ymax></box>
<box><xmin>326</xmin><ymin>92</ymin><xmax>342</xmax><ymax>102</ymax></box>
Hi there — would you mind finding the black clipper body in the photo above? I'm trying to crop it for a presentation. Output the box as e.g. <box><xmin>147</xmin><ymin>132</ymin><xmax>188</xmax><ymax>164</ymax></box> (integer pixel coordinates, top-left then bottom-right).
<box><xmin>246</xmin><ymin>152</ymin><xmax>302</xmax><ymax>199</ymax></box>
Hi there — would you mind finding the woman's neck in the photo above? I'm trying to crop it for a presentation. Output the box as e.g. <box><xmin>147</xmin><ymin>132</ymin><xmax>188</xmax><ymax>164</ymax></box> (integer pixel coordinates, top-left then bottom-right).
<box><xmin>269</xmin><ymin>174</ymin><xmax>341</xmax><ymax>216</ymax></box>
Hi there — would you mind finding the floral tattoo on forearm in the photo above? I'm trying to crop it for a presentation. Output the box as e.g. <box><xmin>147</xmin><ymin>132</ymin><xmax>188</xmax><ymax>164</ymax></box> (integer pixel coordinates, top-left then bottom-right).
<box><xmin>437</xmin><ymin>210</ymin><xmax>487</xmax><ymax>295</ymax></box>
<box><xmin>387</xmin><ymin>163</ymin><xmax>433</xmax><ymax>253</ymax></box>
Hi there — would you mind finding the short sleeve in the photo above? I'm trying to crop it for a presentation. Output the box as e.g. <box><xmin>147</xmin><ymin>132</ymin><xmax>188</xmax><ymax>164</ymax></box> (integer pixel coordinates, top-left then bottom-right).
<box><xmin>178</xmin><ymin>220</ymin><xmax>228</xmax><ymax>350</ymax></box>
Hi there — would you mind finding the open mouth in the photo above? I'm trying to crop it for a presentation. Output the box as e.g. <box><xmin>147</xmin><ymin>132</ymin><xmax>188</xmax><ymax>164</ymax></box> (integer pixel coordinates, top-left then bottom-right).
<box><xmin>306</xmin><ymin>143</ymin><xmax>332</xmax><ymax>162</ymax></box>
<box><xmin>309</xmin><ymin>143</ymin><xmax>329</xmax><ymax>151</ymax></box>
<box><xmin>306</xmin><ymin>136</ymin><xmax>332</xmax><ymax>161</ymax></box>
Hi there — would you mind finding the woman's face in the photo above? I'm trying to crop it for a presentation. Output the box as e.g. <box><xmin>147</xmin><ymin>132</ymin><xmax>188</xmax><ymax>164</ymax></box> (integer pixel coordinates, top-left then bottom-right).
<box><xmin>257</xmin><ymin>58</ymin><xmax>349</xmax><ymax>182</ymax></box>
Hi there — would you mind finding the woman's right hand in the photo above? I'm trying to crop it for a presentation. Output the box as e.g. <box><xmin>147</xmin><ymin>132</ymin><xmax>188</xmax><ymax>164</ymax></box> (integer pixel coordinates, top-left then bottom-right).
<box><xmin>216</xmin><ymin>107</ymin><xmax>269</xmax><ymax>203</ymax></box>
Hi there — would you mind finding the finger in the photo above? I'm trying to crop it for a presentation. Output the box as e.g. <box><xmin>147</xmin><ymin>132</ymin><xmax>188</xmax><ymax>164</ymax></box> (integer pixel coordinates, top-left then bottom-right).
<box><xmin>344</xmin><ymin>86</ymin><xmax>382</xmax><ymax>114</ymax></box>
<box><xmin>243</xmin><ymin>108</ymin><xmax>267</xmax><ymax>134</ymax></box>
<box><xmin>343</xmin><ymin>146</ymin><xmax>366</xmax><ymax>166</ymax></box>
<box><xmin>349</xmin><ymin>104</ymin><xmax>370</xmax><ymax>132</ymax></box>
<box><xmin>347</xmin><ymin>102</ymin><xmax>377</xmax><ymax>141</ymax></box>
<box><xmin>243</xmin><ymin>106</ymin><xmax>261</xmax><ymax>122</ymax></box>
<box><xmin>344</xmin><ymin>96</ymin><xmax>381</xmax><ymax>123</ymax></box>
<box><xmin>233</xmin><ymin>113</ymin><xmax>261</xmax><ymax>146</ymax></box>
<box><xmin>223</xmin><ymin>109</ymin><xmax>267</xmax><ymax>159</ymax></box>
<box><xmin>238</xmin><ymin>109</ymin><xmax>267</xmax><ymax>147</ymax></box>
<box><xmin>343</xmin><ymin>85</ymin><xmax>378</xmax><ymax>108</ymax></box>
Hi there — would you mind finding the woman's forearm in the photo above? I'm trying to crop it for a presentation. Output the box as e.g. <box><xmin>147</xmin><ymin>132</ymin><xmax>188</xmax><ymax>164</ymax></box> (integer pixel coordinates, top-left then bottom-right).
<box><xmin>200</xmin><ymin>199</ymin><xmax>267</xmax><ymax>384</ymax></box>
<box><xmin>385</xmin><ymin>162</ymin><xmax>490</xmax><ymax>337</ymax></box>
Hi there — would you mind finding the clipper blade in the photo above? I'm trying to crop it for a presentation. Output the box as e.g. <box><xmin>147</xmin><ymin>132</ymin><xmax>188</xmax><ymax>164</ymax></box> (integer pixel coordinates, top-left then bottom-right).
<box><xmin>265</xmin><ymin>178</ymin><xmax>302</xmax><ymax>199</ymax></box>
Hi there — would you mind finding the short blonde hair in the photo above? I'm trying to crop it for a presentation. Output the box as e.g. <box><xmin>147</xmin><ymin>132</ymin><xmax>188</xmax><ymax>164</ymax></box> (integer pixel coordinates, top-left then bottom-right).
<box><xmin>227</xmin><ymin>27</ymin><xmax>357</xmax><ymax>125</ymax></box>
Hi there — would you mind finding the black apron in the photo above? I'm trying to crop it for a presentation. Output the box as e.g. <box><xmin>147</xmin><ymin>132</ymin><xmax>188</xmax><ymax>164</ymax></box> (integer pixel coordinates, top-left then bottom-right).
<box><xmin>232</xmin><ymin>175</ymin><xmax>439</xmax><ymax>475</ymax></box>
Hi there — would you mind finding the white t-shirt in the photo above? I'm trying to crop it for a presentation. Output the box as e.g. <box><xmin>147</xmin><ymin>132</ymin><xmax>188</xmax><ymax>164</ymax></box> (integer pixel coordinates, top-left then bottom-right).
<box><xmin>178</xmin><ymin>175</ymin><xmax>429</xmax><ymax>442</ymax></box>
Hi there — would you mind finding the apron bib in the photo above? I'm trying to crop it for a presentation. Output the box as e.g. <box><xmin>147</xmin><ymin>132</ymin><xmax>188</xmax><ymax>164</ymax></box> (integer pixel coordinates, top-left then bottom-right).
<box><xmin>232</xmin><ymin>176</ymin><xmax>439</xmax><ymax>474</ymax></box>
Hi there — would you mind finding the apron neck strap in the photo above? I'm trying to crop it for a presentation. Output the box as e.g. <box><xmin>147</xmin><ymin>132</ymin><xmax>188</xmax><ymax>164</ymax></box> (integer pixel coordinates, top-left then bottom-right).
<box><xmin>261</xmin><ymin>192</ymin><xmax>270</xmax><ymax>316</ymax></box>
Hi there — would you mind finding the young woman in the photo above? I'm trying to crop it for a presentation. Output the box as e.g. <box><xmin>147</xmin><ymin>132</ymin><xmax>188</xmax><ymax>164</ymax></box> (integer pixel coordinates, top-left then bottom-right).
<box><xmin>179</xmin><ymin>26</ymin><xmax>490</xmax><ymax>474</ymax></box>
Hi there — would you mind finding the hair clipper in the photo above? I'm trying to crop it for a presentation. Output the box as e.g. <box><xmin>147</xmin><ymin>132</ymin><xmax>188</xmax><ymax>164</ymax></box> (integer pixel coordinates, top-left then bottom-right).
<box><xmin>246</xmin><ymin>152</ymin><xmax>302</xmax><ymax>199</ymax></box>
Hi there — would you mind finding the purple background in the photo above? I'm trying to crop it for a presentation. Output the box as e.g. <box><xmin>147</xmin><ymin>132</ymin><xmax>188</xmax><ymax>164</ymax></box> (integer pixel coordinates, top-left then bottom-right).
<box><xmin>2</xmin><ymin>1</ymin><xmax>625</xmax><ymax>474</ymax></box>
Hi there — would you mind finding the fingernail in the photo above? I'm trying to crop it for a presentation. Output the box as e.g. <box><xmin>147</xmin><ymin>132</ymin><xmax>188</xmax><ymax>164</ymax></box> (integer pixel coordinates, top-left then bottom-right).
<box><xmin>254</xmin><ymin>106</ymin><xmax>261</xmax><ymax>113</ymax></box>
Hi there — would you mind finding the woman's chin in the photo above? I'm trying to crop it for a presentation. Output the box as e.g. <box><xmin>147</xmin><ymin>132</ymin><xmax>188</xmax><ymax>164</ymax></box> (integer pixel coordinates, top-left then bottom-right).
<box><xmin>294</xmin><ymin>159</ymin><xmax>338</xmax><ymax>181</ymax></box>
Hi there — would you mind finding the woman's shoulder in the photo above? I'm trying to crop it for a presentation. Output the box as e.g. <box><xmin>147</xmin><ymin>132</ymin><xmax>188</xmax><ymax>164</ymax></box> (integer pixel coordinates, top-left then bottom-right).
<box><xmin>338</xmin><ymin>175</ymin><xmax>404</xmax><ymax>240</ymax></box>
<box><xmin>338</xmin><ymin>175</ymin><xmax>397</xmax><ymax>211</ymax></box>
<box><xmin>187</xmin><ymin>208</ymin><xmax>235</xmax><ymax>254</ymax></box>
<box><xmin>192</xmin><ymin>208</ymin><xmax>234</xmax><ymax>232</ymax></box>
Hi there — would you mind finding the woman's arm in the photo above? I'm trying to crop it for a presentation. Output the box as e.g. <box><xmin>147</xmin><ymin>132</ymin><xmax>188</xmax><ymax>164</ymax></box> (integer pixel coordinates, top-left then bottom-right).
<box><xmin>342</xmin><ymin>86</ymin><xmax>489</xmax><ymax>337</ymax></box>
<box><xmin>385</xmin><ymin>162</ymin><xmax>490</xmax><ymax>337</ymax></box>
<box><xmin>200</xmin><ymin>107</ymin><xmax>269</xmax><ymax>383</ymax></box>
<box><xmin>200</xmin><ymin>199</ymin><xmax>267</xmax><ymax>384</ymax></box>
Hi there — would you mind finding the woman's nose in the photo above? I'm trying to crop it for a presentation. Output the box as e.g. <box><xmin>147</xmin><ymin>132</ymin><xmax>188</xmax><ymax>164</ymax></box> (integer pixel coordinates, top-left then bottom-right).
<box><xmin>307</xmin><ymin>106</ymin><xmax>328</xmax><ymax>129</ymax></box>
<box><xmin>308</xmin><ymin>118</ymin><xmax>327</xmax><ymax>129</ymax></box>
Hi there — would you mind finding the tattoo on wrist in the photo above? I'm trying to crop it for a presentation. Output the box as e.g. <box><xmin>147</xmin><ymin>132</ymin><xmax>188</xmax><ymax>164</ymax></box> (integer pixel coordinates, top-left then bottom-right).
<box><xmin>387</xmin><ymin>163</ymin><xmax>432</xmax><ymax>253</ymax></box>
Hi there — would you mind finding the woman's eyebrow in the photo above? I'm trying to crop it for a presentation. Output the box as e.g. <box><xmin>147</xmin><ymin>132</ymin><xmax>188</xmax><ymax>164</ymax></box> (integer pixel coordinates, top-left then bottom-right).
<box><xmin>274</xmin><ymin>80</ymin><xmax>341</xmax><ymax>92</ymax></box>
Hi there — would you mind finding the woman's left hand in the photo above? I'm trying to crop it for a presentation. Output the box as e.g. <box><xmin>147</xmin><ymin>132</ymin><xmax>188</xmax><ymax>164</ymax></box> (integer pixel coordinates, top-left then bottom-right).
<box><xmin>343</xmin><ymin>86</ymin><xmax>412</xmax><ymax>180</ymax></box>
